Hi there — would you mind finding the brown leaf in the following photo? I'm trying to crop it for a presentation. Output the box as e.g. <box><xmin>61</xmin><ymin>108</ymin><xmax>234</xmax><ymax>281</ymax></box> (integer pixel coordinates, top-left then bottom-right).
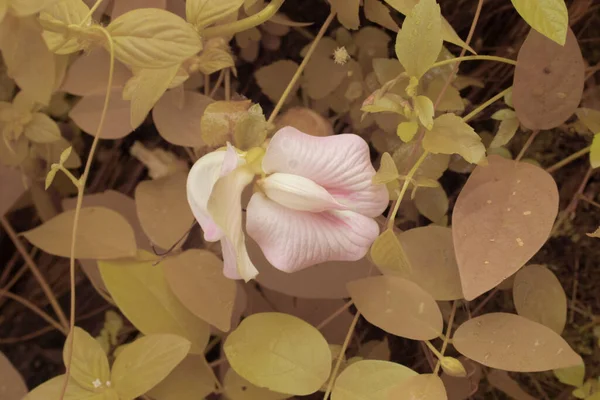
<box><xmin>0</xmin><ymin>165</ymin><xmax>26</xmax><ymax>217</ymax></box>
<box><xmin>69</xmin><ymin>88</ymin><xmax>137</xmax><ymax>139</ymax></box>
<box><xmin>146</xmin><ymin>354</ymin><xmax>217</xmax><ymax>400</ymax></box>
<box><xmin>135</xmin><ymin>171</ymin><xmax>193</xmax><ymax>250</ymax></box>
<box><xmin>163</xmin><ymin>249</ymin><xmax>237</xmax><ymax>332</ymax></box>
<box><xmin>347</xmin><ymin>275</ymin><xmax>443</xmax><ymax>340</ymax></box>
<box><xmin>0</xmin><ymin>351</ymin><xmax>28</xmax><ymax>400</ymax></box>
<box><xmin>513</xmin><ymin>28</ymin><xmax>584</xmax><ymax>130</ymax></box>
<box><xmin>22</xmin><ymin>207</ymin><xmax>137</xmax><ymax>259</ymax></box>
<box><xmin>487</xmin><ymin>370</ymin><xmax>537</xmax><ymax>400</ymax></box>
<box><xmin>255</xmin><ymin>60</ymin><xmax>299</xmax><ymax>104</ymax></box>
<box><xmin>440</xmin><ymin>357</ymin><xmax>482</xmax><ymax>400</ymax></box>
<box><xmin>302</xmin><ymin>37</ymin><xmax>349</xmax><ymax>100</ymax></box>
<box><xmin>452</xmin><ymin>155</ymin><xmax>559</xmax><ymax>300</ymax></box>
<box><xmin>453</xmin><ymin>313</ymin><xmax>582</xmax><ymax>372</ymax></box>
<box><xmin>275</xmin><ymin>107</ymin><xmax>333</xmax><ymax>137</ymax></box>
<box><xmin>153</xmin><ymin>89</ymin><xmax>212</xmax><ymax>147</ymax></box>
<box><xmin>513</xmin><ymin>264</ymin><xmax>567</xmax><ymax>334</ymax></box>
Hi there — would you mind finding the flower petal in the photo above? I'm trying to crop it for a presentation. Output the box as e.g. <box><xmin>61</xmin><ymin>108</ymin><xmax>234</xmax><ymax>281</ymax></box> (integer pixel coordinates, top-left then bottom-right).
<box><xmin>208</xmin><ymin>167</ymin><xmax>258</xmax><ymax>281</ymax></box>
<box><xmin>221</xmin><ymin>238</ymin><xmax>242</xmax><ymax>280</ymax></box>
<box><xmin>186</xmin><ymin>151</ymin><xmax>227</xmax><ymax>242</ymax></box>
<box><xmin>246</xmin><ymin>192</ymin><xmax>380</xmax><ymax>273</ymax></box>
<box><xmin>263</xmin><ymin>126</ymin><xmax>389</xmax><ymax>217</ymax></box>
<box><xmin>261</xmin><ymin>172</ymin><xmax>345</xmax><ymax>212</ymax></box>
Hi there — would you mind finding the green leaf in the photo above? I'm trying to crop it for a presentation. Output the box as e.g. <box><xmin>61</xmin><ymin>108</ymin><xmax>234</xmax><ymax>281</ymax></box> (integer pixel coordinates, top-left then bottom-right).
<box><xmin>147</xmin><ymin>355</ymin><xmax>218</xmax><ymax>400</ymax></box>
<box><xmin>423</xmin><ymin>113</ymin><xmax>486</xmax><ymax>164</ymax></box>
<box><xmin>362</xmin><ymin>92</ymin><xmax>407</xmax><ymax>115</ymax></box>
<box><xmin>490</xmin><ymin>117</ymin><xmax>520</xmax><ymax>149</ymax></box>
<box><xmin>200</xmin><ymin>100</ymin><xmax>252</xmax><ymax>147</ymax></box>
<box><xmin>415</xmin><ymin>95</ymin><xmax>434</xmax><ymax>130</ymax></box>
<box><xmin>590</xmin><ymin>134</ymin><xmax>600</xmax><ymax>169</ymax></box>
<box><xmin>22</xmin><ymin>207</ymin><xmax>137</xmax><ymax>259</ymax></box>
<box><xmin>396</xmin><ymin>121</ymin><xmax>419</xmax><ymax>143</ymax></box>
<box><xmin>332</xmin><ymin>360</ymin><xmax>417</xmax><ymax>400</ymax></box>
<box><xmin>373</xmin><ymin>152</ymin><xmax>399</xmax><ymax>184</ymax></box>
<box><xmin>111</xmin><ymin>334</ymin><xmax>191</xmax><ymax>400</ymax></box>
<box><xmin>394</xmin><ymin>0</ymin><xmax>442</xmax><ymax>79</ymax></box>
<box><xmin>453</xmin><ymin>313</ymin><xmax>582</xmax><ymax>372</ymax></box>
<box><xmin>370</xmin><ymin>228</ymin><xmax>411</xmax><ymax>273</ymax></box>
<box><xmin>224</xmin><ymin>312</ymin><xmax>331</xmax><ymax>395</ymax></box>
<box><xmin>553</xmin><ymin>364</ymin><xmax>585</xmax><ymax>388</ymax></box>
<box><xmin>24</xmin><ymin>375</ymin><xmax>105</xmax><ymax>400</ymax></box>
<box><xmin>223</xmin><ymin>368</ymin><xmax>289</xmax><ymax>400</ymax></box>
<box><xmin>440</xmin><ymin>357</ymin><xmax>467</xmax><ymax>378</ymax></box>
<box><xmin>99</xmin><ymin>251</ymin><xmax>211</xmax><ymax>354</ymax></box>
<box><xmin>24</xmin><ymin>112</ymin><xmax>62</xmax><ymax>143</ymax></box>
<box><xmin>364</xmin><ymin>0</ymin><xmax>399</xmax><ymax>32</ymax></box>
<box><xmin>65</xmin><ymin>327</ymin><xmax>110</xmax><ymax>391</ymax></box>
<box><xmin>510</xmin><ymin>0</ymin><xmax>568</xmax><ymax>45</ymax></box>
<box><xmin>388</xmin><ymin>373</ymin><xmax>447</xmax><ymax>399</ymax></box>
<box><xmin>186</xmin><ymin>0</ymin><xmax>245</xmax><ymax>30</ymax></box>
<box><xmin>45</xmin><ymin>164</ymin><xmax>59</xmax><ymax>190</ymax></box>
<box><xmin>347</xmin><ymin>276</ymin><xmax>443</xmax><ymax>340</ymax></box>
<box><xmin>234</xmin><ymin>104</ymin><xmax>268</xmax><ymax>150</ymax></box>
<box><xmin>576</xmin><ymin>108</ymin><xmax>600</xmax><ymax>134</ymax></box>
<box><xmin>59</xmin><ymin>145</ymin><xmax>72</xmax><ymax>164</ymax></box>
<box><xmin>414</xmin><ymin>185</ymin><xmax>448</xmax><ymax>223</ymax></box>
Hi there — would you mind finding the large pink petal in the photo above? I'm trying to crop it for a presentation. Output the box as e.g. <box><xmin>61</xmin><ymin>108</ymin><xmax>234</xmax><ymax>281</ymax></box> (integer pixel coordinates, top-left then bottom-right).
<box><xmin>246</xmin><ymin>192</ymin><xmax>380</xmax><ymax>273</ymax></box>
<box><xmin>263</xmin><ymin>126</ymin><xmax>389</xmax><ymax>217</ymax></box>
<box><xmin>186</xmin><ymin>151</ymin><xmax>227</xmax><ymax>242</ymax></box>
<box><xmin>208</xmin><ymin>167</ymin><xmax>258</xmax><ymax>281</ymax></box>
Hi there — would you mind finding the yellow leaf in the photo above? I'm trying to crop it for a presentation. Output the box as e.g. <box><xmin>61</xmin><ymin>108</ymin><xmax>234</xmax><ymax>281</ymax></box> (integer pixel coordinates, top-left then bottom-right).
<box><xmin>134</xmin><ymin>172</ymin><xmax>193</xmax><ymax>250</ymax></box>
<box><xmin>370</xmin><ymin>228</ymin><xmax>410</xmax><ymax>273</ymax></box>
<box><xmin>576</xmin><ymin>108</ymin><xmax>600</xmax><ymax>134</ymax></box>
<box><xmin>163</xmin><ymin>249</ymin><xmax>236</xmax><ymax>332</ymax></box>
<box><xmin>39</xmin><ymin>0</ymin><xmax>90</xmax><ymax>54</ymax></box>
<box><xmin>440</xmin><ymin>357</ymin><xmax>466</xmax><ymax>378</ymax></box>
<box><xmin>452</xmin><ymin>155</ymin><xmax>560</xmax><ymax>300</ymax></box>
<box><xmin>425</xmin><ymin>77</ymin><xmax>464</xmax><ymax>113</ymax></box>
<box><xmin>186</xmin><ymin>0</ymin><xmax>244</xmax><ymax>29</ymax></box>
<box><xmin>372</xmin><ymin>58</ymin><xmax>404</xmax><ymax>87</ymax></box>
<box><xmin>200</xmin><ymin>100</ymin><xmax>251</xmax><ymax>147</ymax></box>
<box><xmin>373</xmin><ymin>152</ymin><xmax>399</xmax><ymax>184</ymax></box>
<box><xmin>195</xmin><ymin>39</ymin><xmax>235</xmax><ymax>74</ymax></box>
<box><xmin>394</xmin><ymin>0</ymin><xmax>442</xmax><ymax>79</ymax></box>
<box><xmin>224</xmin><ymin>312</ymin><xmax>331</xmax><ymax>395</ymax></box>
<box><xmin>123</xmin><ymin>65</ymin><xmax>180</xmax><ymax>129</ymax></box>
<box><xmin>362</xmin><ymin>92</ymin><xmax>407</xmax><ymax>115</ymax></box>
<box><xmin>24</xmin><ymin>375</ymin><xmax>103</xmax><ymax>400</ymax></box>
<box><xmin>0</xmin><ymin>15</ymin><xmax>56</xmax><ymax>105</ymax></box>
<box><xmin>513</xmin><ymin>264</ymin><xmax>567</xmax><ymax>334</ymax></box>
<box><xmin>223</xmin><ymin>368</ymin><xmax>289</xmax><ymax>400</ymax></box>
<box><xmin>491</xmin><ymin>109</ymin><xmax>517</xmax><ymax>121</ymax></box>
<box><xmin>234</xmin><ymin>104</ymin><xmax>268</xmax><ymax>150</ymax></box>
<box><xmin>587</xmin><ymin>227</ymin><xmax>600</xmax><ymax>238</ymax></box>
<box><xmin>10</xmin><ymin>0</ymin><xmax>59</xmax><ymax>17</ymax></box>
<box><xmin>396</xmin><ymin>121</ymin><xmax>419</xmax><ymax>143</ymax></box>
<box><xmin>489</xmin><ymin>118</ymin><xmax>519</xmax><ymax>149</ymax></box>
<box><xmin>329</xmin><ymin>0</ymin><xmax>360</xmax><ymax>30</ymax></box>
<box><xmin>66</xmin><ymin>327</ymin><xmax>110</xmax><ymax>391</ymax></box>
<box><xmin>395</xmin><ymin>226</ymin><xmax>463</xmax><ymax>301</ymax></box>
<box><xmin>107</xmin><ymin>8</ymin><xmax>202</xmax><ymax>68</ymax></box>
<box><xmin>414</xmin><ymin>185</ymin><xmax>448</xmax><ymax>222</ymax></box>
<box><xmin>23</xmin><ymin>112</ymin><xmax>61</xmax><ymax>143</ymax></box>
<box><xmin>510</xmin><ymin>0</ymin><xmax>568</xmax><ymax>45</ymax></box>
<box><xmin>591</xmin><ymin>134</ymin><xmax>600</xmax><ymax>169</ymax></box>
<box><xmin>364</xmin><ymin>0</ymin><xmax>399</xmax><ymax>32</ymax></box>
<box><xmin>22</xmin><ymin>207</ymin><xmax>137</xmax><ymax>259</ymax></box>
<box><xmin>423</xmin><ymin>113</ymin><xmax>486</xmax><ymax>164</ymax></box>
<box><xmin>415</xmin><ymin>95</ymin><xmax>434</xmax><ymax>130</ymax></box>
<box><xmin>255</xmin><ymin>60</ymin><xmax>299</xmax><ymax>104</ymax></box>
<box><xmin>358</xmin><ymin>338</ymin><xmax>391</xmax><ymax>361</ymax></box>
<box><xmin>0</xmin><ymin>351</ymin><xmax>27</xmax><ymax>400</ymax></box>
<box><xmin>553</xmin><ymin>364</ymin><xmax>585</xmax><ymax>388</ymax></box>
<box><xmin>389</xmin><ymin>374</ymin><xmax>447</xmax><ymax>400</ymax></box>
<box><xmin>332</xmin><ymin>360</ymin><xmax>416</xmax><ymax>400</ymax></box>
<box><xmin>347</xmin><ymin>275</ymin><xmax>443</xmax><ymax>340</ymax></box>
<box><xmin>98</xmin><ymin>251</ymin><xmax>211</xmax><ymax>354</ymax></box>
<box><xmin>153</xmin><ymin>89</ymin><xmax>212</xmax><ymax>147</ymax></box>
<box><xmin>148</xmin><ymin>355</ymin><xmax>218</xmax><ymax>400</ymax></box>
<box><xmin>111</xmin><ymin>334</ymin><xmax>190</xmax><ymax>400</ymax></box>
<box><xmin>453</xmin><ymin>313</ymin><xmax>582</xmax><ymax>372</ymax></box>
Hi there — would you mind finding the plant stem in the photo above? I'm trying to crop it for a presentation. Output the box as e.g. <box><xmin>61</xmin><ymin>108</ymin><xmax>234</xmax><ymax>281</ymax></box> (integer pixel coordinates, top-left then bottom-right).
<box><xmin>322</xmin><ymin>311</ymin><xmax>360</xmax><ymax>400</ymax></box>
<box><xmin>433</xmin><ymin>300</ymin><xmax>457</xmax><ymax>374</ymax></box>
<box><xmin>387</xmin><ymin>151</ymin><xmax>429</xmax><ymax>230</ymax></box>
<box><xmin>424</xmin><ymin>340</ymin><xmax>443</xmax><ymax>360</ymax></box>
<box><xmin>82</xmin><ymin>0</ymin><xmax>104</xmax><ymax>23</ymax></box>
<box><xmin>462</xmin><ymin>86</ymin><xmax>512</xmax><ymax>123</ymax></box>
<box><xmin>225</xmin><ymin>68</ymin><xmax>231</xmax><ymax>101</ymax></box>
<box><xmin>60</xmin><ymin>25</ymin><xmax>115</xmax><ymax>400</ymax></box>
<box><xmin>0</xmin><ymin>289</ymin><xmax>67</xmax><ymax>335</ymax></box>
<box><xmin>546</xmin><ymin>145</ymin><xmax>591</xmax><ymax>173</ymax></box>
<box><xmin>202</xmin><ymin>0</ymin><xmax>285</xmax><ymax>38</ymax></box>
<box><xmin>0</xmin><ymin>216</ymin><xmax>68</xmax><ymax>329</ymax></box>
<box><xmin>209</xmin><ymin>69</ymin><xmax>225</xmax><ymax>98</ymax></box>
<box><xmin>515</xmin><ymin>130</ymin><xmax>539</xmax><ymax>162</ymax></box>
<box><xmin>430</xmin><ymin>55</ymin><xmax>517</xmax><ymax>71</ymax></box>
<box><xmin>316</xmin><ymin>300</ymin><xmax>353</xmax><ymax>330</ymax></box>
<box><xmin>267</xmin><ymin>10</ymin><xmax>337</xmax><ymax>125</ymax></box>
<box><xmin>472</xmin><ymin>287</ymin><xmax>499</xmax><ymax>316</ymax></box>
<box><xmin>58</xmin><ymin>165</ymin><xmax>82</xmax><ymax>189</ymax></box>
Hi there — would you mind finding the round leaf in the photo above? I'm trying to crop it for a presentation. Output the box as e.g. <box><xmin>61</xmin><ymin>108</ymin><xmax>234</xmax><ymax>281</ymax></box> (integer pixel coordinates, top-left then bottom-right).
<box><xmin>111</xmin><ymin>334</ymin><xmax>191</xmax><ymax>400</ymax></box>
<box><xmin>452</xmin><ymin>155</ymin><xmax>559</xmax><ymax>300</ymax></box>
<box><xmin>224</xmin><ymin>312</ymin><xmax>331</xmax><ymax>395</ymax></box>
<box><xmin>163</xmin><ymin>249</ymin><xmax>236</xmax><ymax>332</ymax></box>
<box><xmin>223</xmin><ymin>368</ymin><xmax>289</xmax><ymax>400</ymax></box>
<box><xmin>513</xmin><ymin>264</ymin><xmax>567</xmax><ymax>334</ymax></box>
<box><xmin>99</xmin><ymin>252</ymin><xmax>210</xmax><ymax>353</ymax></box>
<box><xmin>0</xmin><ymin>351</ymin><xmax>27</xmax><ymax>400</ymax></box>
<box><xmin>65</xmin><ymin>327</ymin><xmax>110</xmax><ymax>391</ymax></box>
<box><xmin>135</xmin><ymin>172</ymin><xmax>193</xmax><ymax>250</ymax></box>
<box><xmin>22</xmin><ymin>207</ymin><xmax>137</xmax><ymax>259</ymax></box>
<box><xmin>510</xmin><ymin>0</ymin><xmax>568</xmax><ymax>45</ymax></box>
<box><xmin>255</xmin><ymin>60</ymin><xmax>299</xmax><ymax>104</ymax></box>
<box><xmin>147</xmin><ymin>354</ymin><xmax>218</xmax><ymax>400</ymax></box>
<box><xmin>347</xmin><ymin>276</ymin><xmax>443</xmax><ymax>340</ymax></box>
<box><xmin>389</xmin><ymin>374</ymin><xmax>447</xmax><ymax>400</ymax></box>
<box><xmin>453</xmin><ymin>313</ymin><xmax>582</xmax><ymax>372</ymax></box>
<box><xmin>513</xmin><ymin>28</ymin><xmax>584</xmax><ymax>130</ymax></box>
<box><xmin>332</xmin><ymin>360</ymin><xmax>417</xmax><ymax>400</ymax></box>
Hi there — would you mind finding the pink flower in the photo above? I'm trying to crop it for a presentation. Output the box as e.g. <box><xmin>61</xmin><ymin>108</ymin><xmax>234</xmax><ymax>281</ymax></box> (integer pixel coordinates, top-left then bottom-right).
<box><xmin>186</xmin><ymin>127</ymin><xmax>389</xmax><ymax>281</ymax></box>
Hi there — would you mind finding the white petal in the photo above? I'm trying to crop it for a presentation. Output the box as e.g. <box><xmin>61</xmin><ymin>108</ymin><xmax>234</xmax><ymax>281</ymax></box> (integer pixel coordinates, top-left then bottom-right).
<box><xmin>261</xmin><ymin>172</ymin><xmax>345</xmax><ymax>212</ymax></box>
